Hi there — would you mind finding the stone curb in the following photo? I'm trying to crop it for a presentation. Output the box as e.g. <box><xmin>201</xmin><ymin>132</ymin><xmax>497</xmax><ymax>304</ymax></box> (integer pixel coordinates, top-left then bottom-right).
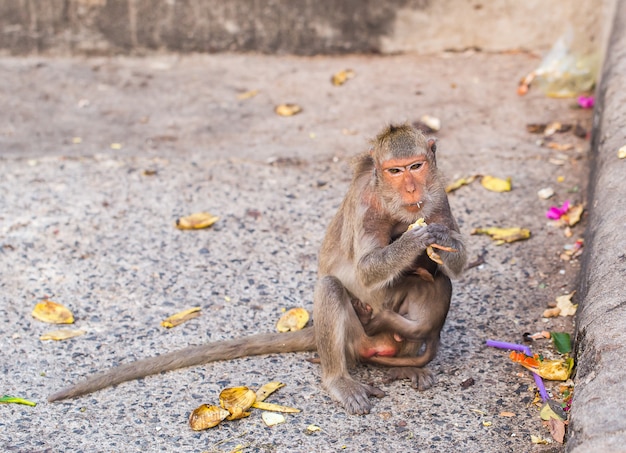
<box><xmin>568</xmin><ymin>0</ymin><xmax>626</xmax><ymax>450</ymax></box>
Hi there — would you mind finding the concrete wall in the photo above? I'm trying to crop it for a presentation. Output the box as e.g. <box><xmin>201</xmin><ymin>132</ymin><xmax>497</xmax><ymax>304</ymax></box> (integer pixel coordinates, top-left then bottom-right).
<box><xmin>0</xmin><ymin>0</ymin><xmax>613</xmax><ymax>56</ymax></box>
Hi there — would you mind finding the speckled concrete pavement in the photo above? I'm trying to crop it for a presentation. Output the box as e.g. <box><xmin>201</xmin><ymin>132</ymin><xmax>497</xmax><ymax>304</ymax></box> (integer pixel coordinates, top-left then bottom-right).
<box><xmin>1</xmin><ymin>52</ymin><xmax>594</xmax><ymax>452</ymax></box>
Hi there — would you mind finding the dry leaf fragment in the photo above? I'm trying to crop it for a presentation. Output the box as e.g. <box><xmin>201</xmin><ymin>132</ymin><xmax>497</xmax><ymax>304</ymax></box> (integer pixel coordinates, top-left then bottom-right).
<box><xmin>471</xmin><ymin>227</ymin><xmax>531</xmax><ymax>245</ymax></box>
<box><xmin>618</xmin><ymin>145</ymin><xmax>626</xmax><ymax>159</ymax></box>
<box><xmin>563</xmin><ymin>204</ymin><xmax>583</xmax><ymax>227</ymax></box>
<box><xmin>445</xmin><ymin>174</ymin><xmax>479</xmax><ymax>193</ymax></box>
<box><xmin>161</xmin><ymin>307</ymin><xmax>201</xmax><ymax>328</ymax></box>
<box><xmin>40</xmin><ymin>329</ymin><xmax>86</xmax><ymax>341</ymax></box>
<box><xmin>219</xmin><ymin>387</ymin><xmax>256</xmax><ymax>420</ymax></box>
<box><xmin>531</xmin><ymin>434</ymin><xmax>550</xmax><ymax>445</ymax></box>
<box><xmin>547</xmin><ymin>142</ymin><xmax>574</xmax><ymax>151</ymax></box>
<box><xmin>252</xmin><ymin>401</ymin><xmax>301</xmax><ymax>413</ymax></box>
<box><xmin>32</xmin><ymin>300</ymin><xmax>74</xmax><ymax>324</ymax></box>
<box><xmin>499</xmin><ymin>411</ymin><xmax>516</xmax><ymax>417</ymax></box>
<box><xmin>556</xmin><ymin>291</ymin><xmax>577</xmax><ymax>316</ymax></box>
<box><xmin>546</xmin><ymin>418</ymin><xmax>566</xmax><ymax>443</ymax></box>
<box><xmin>331</xmin><ymin>69</ymin><xmax>355</xmax><ymax>86</ymax></box>
<box><xmin>262</xmin><ymin>411</ymin><xmax>286</xmax><ymax>427</ymax></box>
<box><xmin>175</xmin><ymin>212</ymin><xmax>219</xmax><ymax>230</ymax></box>
<box><xmin>305</xmin><ymin>424</ymin><xmax>322</xmax><ymax>435</ymax></box>
<box><xmin>189</xmin><ymin>404</ymin><xmax>230</xmax><ymax>431</ymax></box>
<box><xmin>255</xmin><ymin>381</ymin><xmax>285</xmax><ymax>402</ymax></box>
<box><xmin>237</xmin><ymin>89</ymin><xmax>259</xmax><ymax>100</ymax></box>
<box><xmin>480</xmin><ymin>175</ymin><xmax>512</xmax><ymax>192</ymax></box>
<box><xmin>275</xmin><ymin>104</ymin><xmax>302</xmax><ymax>117</ymax></box>
<box><xmin>543</xmin><ymin>307</ymin><xmax>561</xmax><ymax>318</ymax></box>
<box><xmin>276</xmin><ymin>308</ymin><xmax>310</xmax><ymax>332</ymax></box>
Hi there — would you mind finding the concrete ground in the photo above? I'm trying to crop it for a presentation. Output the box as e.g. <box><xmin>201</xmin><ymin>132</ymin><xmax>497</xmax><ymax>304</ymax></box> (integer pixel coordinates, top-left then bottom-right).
<box><xmin>0</xmin><ymin>51</ymin><xmax>597</xmax><ymax>452</ymax></box>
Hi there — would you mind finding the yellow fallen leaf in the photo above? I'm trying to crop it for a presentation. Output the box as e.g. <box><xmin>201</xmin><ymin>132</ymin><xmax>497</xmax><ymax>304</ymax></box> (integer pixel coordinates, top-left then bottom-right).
<box><xmin>482</xmin><ymin>421</ymin><xmax>492</xmax><ymax>427</ymax></box>
<box><xmin>445</xmin><ymin>174</ymin><xmax>479</xmax><ymax>193</ymax></box>
<box><xmin>261</xmin><ymin>411</ymin><xmax>285</xmax><ymax>427</ymax></box>
<box><xmin>556</xmin><ymin>291</ymin><xmax>577</xmax><ymax>316</ymax></box>
<box><xmin>189</xmin><ymin>404</ymin><xmax>230</xmax><ymax>431</ymax></box>
<box><xmin>40</xmin><ymin>329</ymin><xmax>86</xmax><ymax>341</ymax></box>
<box><xmin>161</xmin><ymin>307</ymin><xmax>201</xmax><ymax>328</ymax></box>
<box><xmin>175</xmin><ymin>212</ymin><xmax>219</xmax><ymax>230</ymax></box>
<box><xmin>618</xmin><ymin>145</ymin><xmax>626</xmax><ymax>159</ymax></box>
<box><xmin>331</xmin><ymin>69</ymin><xmax>355</xmax><ymax>86</ymax></box>
<box><xmin>255</xmin><ymin>381</ymin><xmax>286</xmax><ymax>402</ymax></box>
<box><xmin>275</xmin><ymin>104</ymin><xmax>302</xmax><ymax>117</ymax></box>
<box><xmin>252</xmin><ymin>401</ymin><xmax>301</xmax><ymax>413</ymax></box>
<box><xmin>110</xmin><ymin>143</ymin><xmax>122</xmax><ymax>150</ymax></box>
<box><xmin>220</xmin><ymin>387</ymin><xmax>256</xmax><ymax>421</ymax></box>
<box><xmin>237</xmin><ymin>89</ymin><xmax>259</xmax><ymax>100</ymax></box>
<box><xmin>480</xmin><ymin>175</ymin><xmax>512</xmax><ymax>192</ymax></box>
<box><xmin>471</xmin><ymin>227</ymin><xmax>531</xmax><ymax>245</ymax></box>
<box><xmin>276</xmin><ymin>307</ymin><xmax>310</xmax><ymax>332</ymax></box>
<box><xmin>531</xmin><ymin>434</ymin><xmax>549</xmax><ymax>445</ymax></box>
<box><xmin>31</xmin><ymin>300</ymin><xmax>74</xmax><ymax>324</ymax></box>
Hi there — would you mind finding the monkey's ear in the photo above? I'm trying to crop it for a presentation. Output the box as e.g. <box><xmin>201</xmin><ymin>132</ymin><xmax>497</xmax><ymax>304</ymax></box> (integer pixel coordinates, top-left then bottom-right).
<box><xmin>427</xmin><ymin>138</ymin><xmax>437</xmax><ymax>154</ymax></box>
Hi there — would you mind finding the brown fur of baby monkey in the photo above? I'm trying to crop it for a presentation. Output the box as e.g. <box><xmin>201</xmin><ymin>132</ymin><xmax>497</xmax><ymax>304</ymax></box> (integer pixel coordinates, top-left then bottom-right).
<box><xmin>48</xmin><ymin>123</ymin><xmax>466</xmax><ymax>416</ymax></box>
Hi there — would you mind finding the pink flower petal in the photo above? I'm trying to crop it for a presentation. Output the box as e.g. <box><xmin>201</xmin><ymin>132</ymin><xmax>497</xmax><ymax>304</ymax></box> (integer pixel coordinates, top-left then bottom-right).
<box><xmin>577</xmin><ymin>95</ymin><xmax>595</xmax><ymax>109</ymax></box>
<box><xmin>546</xmin><ymin>200</ymin><xmax>570</xmax><ymax>220</ymax></box>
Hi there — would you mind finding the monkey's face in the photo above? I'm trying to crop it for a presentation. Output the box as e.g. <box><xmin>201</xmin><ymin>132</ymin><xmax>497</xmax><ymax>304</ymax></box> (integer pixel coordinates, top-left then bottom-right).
<box><xmin>380</xmin><ymin>156</ymin><xmax>429</xmax><ymax>212</ymax></box>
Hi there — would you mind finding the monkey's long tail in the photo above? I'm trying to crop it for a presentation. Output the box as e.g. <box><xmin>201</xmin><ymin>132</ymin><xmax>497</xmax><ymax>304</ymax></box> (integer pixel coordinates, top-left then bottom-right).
<box><xmin>48</xmin><ymin>328</ymin><xmax>316</xmax><ymax>402</ymax></box>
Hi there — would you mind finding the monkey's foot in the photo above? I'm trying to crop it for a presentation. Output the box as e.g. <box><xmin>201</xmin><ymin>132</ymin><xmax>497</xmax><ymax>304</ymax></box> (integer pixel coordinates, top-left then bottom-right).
<box><xmin>384</xmin><ymin>367</ymin><xmax>435</xmax><ymax>391</ymax></box>
<box><xmin>325</xmin><ymin>376</ymin><xmax>385</xmax><ymax>415</ymax></box>
<box><xmin>351</xmin><ymin>298</ymin><xmax>373</xmax><ymax>326</ymax></box>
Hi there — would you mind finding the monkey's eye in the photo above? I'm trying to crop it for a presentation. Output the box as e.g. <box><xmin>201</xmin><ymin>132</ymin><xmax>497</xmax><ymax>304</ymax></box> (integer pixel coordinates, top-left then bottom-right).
<box><xmin>409</xmin><ymin>162</ymin><xmax>424</xmax><ymax>171</ymax></box>
<box><xmin>386</xmin><ymin>168</ymin><xmax>403</xmax><ymax>175</ymax></box>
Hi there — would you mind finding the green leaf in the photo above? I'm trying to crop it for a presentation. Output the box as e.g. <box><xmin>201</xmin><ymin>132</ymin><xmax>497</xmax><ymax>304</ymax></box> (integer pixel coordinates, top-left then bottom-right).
<box><xmin>552</xmin><ymin>332</ymin><xmax>572</xmax><ymax>354</ymax></box>
<box><xmin>0</xmin><ymin>395</ymin><xmax>37</xmax><ymax>406</ymax></box>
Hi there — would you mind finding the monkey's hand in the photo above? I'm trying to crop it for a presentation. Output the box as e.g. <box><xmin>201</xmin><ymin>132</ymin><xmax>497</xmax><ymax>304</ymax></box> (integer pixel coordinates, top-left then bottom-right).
<box><xmin>423</xmin><ymin>223</ymin><xmax>467</xmax><ymax>277</ymax></box>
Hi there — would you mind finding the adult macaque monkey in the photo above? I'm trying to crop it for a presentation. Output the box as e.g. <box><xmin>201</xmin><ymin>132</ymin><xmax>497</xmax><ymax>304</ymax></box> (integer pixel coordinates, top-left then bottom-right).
<box><xmin>314</xmin><ymin>123</ymin><xmax>466</xmax><ymax>414</ymax></box>
<box><xmin>48</xmin><ymin>123</ymin><xmax>466</xmax><ymax>416</ymax></box>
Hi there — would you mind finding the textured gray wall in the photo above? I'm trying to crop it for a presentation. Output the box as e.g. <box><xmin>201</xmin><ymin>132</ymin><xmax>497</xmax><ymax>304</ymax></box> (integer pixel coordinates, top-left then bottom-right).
<box><xmin>0</xmin><ymin>0</ymin><xmax>612</xmax><ymax>55</ymax></box>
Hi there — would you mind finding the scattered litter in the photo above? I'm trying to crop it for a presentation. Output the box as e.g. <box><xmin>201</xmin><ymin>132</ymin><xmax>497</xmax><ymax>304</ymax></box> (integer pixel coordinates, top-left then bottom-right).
<box><xmin>552</xmin><ymin>332</ymin><xmax>572</xmax><ymax>354</ymax></box>
<box><xmin>188</xmin><ymin>382</ymin><xmax>299</xmax><ymax>431</ymax></box>
<box><xmin>175</xmin><ymin>212</ymin><xmax>219</xmax><ymax>230</ymax></box>
<box><xmin>471</xmin><ymin>227</ymin><xmax>531</xmax><ymax>245</ymax></box>
<box><xmin>237</xmin><ymin>89</ymin><xmax>259</xmax><ymax>100</ymax></box>
<box><xmin>577</xmin><ymin>95</ymin><xmax>594</xmax><ymax>109</ymax></box>
<box><xmin>419</xmin><ymin>115</ymin><xmax>441</xmax><ymax>132</ymax></box>
<box><xmin>517</xmin><ymin>28</ymin><xmax>598</xmax><ymax>98</ymax></box>
<box><xmin>275</xmin><ymin>104</ymin><xmax>302</xmax><ymax>117</ymax></box>
<box><xmin>0</xmin><ymin>395</ymin><xmax>37</xmax><ymax>406</ymax></box>
<box><xmin>262</xmin><ymin>412</ymin><xmax>286</xmax><ymax>427</ymax></box>
<box><xmin>40</xmin><ymin>329</ymin><xmax>86</xmax><ymax>341</ymax></box>
<box><xmin>32</xmin><ymin>300</ymin><xmax>74</xmax><ymax>324</ymax></box>
<box><xmin>445</xmin><ymin>174</ymin><xmax>479</xmax><ymax>193</ymax></box>
<box><xmin>480</xmin><ymin>175</ymin><xmax>511</xmax><ymax>192</ymax></box>
<box><xmin>331</xmin><ymin>69</ymin><xmax>355</xmax><ymax>86</ymax></box>
<box><xmin>276</xmin><ymin>307</ymin><xmax>310</xmax><ymax>332</ymax></box>
<box><xmin>537</xmin><ymin>187</ymin><xmax>555</xmax><ymax>200</ymax></box>
<box><xmin>305</xmin><ymin>425</ymin><xmax>322</xmax><ymax>435</ymax></box>
<box><xmin>485</xmin><ymin>340</ymin><xmax>548</xmax><ymax>401</ymax></box>
<box><xmin>161</xmin><ymin>307</ymin><xmax>201</xmax><ymax>328</ymax></box>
